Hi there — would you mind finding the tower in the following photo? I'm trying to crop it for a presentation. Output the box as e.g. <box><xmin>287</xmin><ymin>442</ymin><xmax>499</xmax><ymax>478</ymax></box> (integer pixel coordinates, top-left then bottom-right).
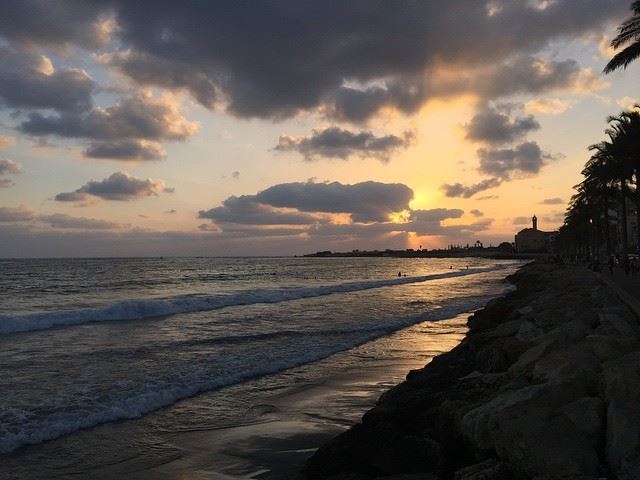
<box><xmin>532</xmin><ymin>215</ymin><xmax>537</xmax><ymax>230</ymax></box>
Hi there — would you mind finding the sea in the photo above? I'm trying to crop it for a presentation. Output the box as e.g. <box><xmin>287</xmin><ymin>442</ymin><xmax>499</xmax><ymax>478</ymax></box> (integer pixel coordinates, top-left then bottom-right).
<box><xmin>0</xmin><ymin>257</ymin><xmax>521</xmax><ymax>479</ymax></box>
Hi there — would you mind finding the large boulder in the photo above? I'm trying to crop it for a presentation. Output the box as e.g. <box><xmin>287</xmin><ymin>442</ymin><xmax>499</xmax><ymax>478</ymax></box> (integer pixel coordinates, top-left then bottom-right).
<box><xmin>304</xmin><ymin>421</ymin><xmax>443</xmax><ymax>479</ymax></box>
<box><xmin>453</xmin><ymin>459</ymin><xmax>513</xmax><ymax>480</ymax></box>
<box><xmin>460</xmin><ymin>381</ymin><xmax>602</xmax><ymax>478</ymax></box>
<box><xmin>603</xmin><ymin>352</ymin><xmax>640</xmax><ymax>479</ymax></box>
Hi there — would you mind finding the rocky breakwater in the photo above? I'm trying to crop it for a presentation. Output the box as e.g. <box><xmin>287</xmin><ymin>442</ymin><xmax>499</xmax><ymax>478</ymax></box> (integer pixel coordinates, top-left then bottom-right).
<box><xmin>304</xmin><ymin>262</ymin><xmax>640</xmax><ymax>480</ymax></box>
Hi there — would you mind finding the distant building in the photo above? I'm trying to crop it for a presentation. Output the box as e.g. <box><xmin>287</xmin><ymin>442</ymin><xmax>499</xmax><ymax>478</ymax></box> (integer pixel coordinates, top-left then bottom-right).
<box><xmin>515</xmin><ymin>215</ymin><xmax>556</xmax><ymax>253</ymax></box>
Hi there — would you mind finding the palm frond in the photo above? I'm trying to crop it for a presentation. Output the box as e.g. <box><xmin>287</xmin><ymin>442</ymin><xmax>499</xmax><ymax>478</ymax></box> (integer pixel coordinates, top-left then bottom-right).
<box><xmin>610</xmin><ymin>18</ymin><xmax>640</xmax><ymax>49</ymax></box>
<box><xmin>604</xmin><ymin>41</ymin><xmax>640</xmax><ymax>72</ymax></box>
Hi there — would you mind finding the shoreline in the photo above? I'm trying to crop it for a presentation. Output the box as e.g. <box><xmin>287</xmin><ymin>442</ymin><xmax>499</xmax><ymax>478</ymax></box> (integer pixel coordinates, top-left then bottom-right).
<box><xmin>304</xmin><ymin>261</ymin><xmax>640</xmax><ymax>479</ymax></box>
<box><xmin>0</xmin><ymin>311</ymin><xmax>477</xmax><ymax>480</ymax></box>
<box><xmin>301</xmin><ymin>252</ymin><xmax>546</xmax><ymax>260</ymax></box>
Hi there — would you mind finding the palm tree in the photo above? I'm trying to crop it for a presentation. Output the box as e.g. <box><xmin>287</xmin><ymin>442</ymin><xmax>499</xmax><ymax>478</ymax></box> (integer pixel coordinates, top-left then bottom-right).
<box><xmin>589</xmin><ymin>138</ymin><xmax>631</xmax><ymax>258</ymax></box>
<box><xmin>558</xmin><ymin>109</ymin><xmax>640</xmax><ymax>259</ymax></box>
<box><xmin>606</xmin><ymin>111</ymin><xmax>640</xmax><ymax>253</ymax></box>
<box><xmin>563</xmin><ymin>187</ymin><xmax>594</xmax><ymax>257</ymax></box>
<box><xmin>604</xmin><ymin>1</ymin><xmax>640</xmax><ymax>73</ymax></box>
<box><xmin>581</xmin><ymin>153</ymin><xmax>618</xmax><ymax>257</ymax></box>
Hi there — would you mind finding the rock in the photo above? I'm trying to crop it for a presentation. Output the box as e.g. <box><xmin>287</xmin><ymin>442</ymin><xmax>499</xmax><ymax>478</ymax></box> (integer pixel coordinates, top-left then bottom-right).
<box><xmin>515</xmin><ymin>319</ymin><xmax>543</xmax><ymax>343</ymax></box>
<box><xmin>461</xmin><ymin>381</ymin><xmax>602</xmax><ymax>478</ymax></box>
<box><xmin>517</xmin><ymin>305</ymin><xmax>533</xmax><ymax>315</ymax></box>
<box><xmin>304</xmin><ymin>421</ymin><xmax>443</xmax><ymax>479</ymax></box>
<box><xmin>598</xmin><ymin>310</ymin><xmax>640</xmax><ymax>339</ymax></box>
<box><xmin>584</xmin><ymin>334</ymin><xmax>631</xmax><ymax>361</ymax></box>
<box><xmin>467</xmin><ymin>298</ymin><xmax>516</xmax><ymax>333</ymax></box>
<box><xmin>453</xmin><ymin>459</ymin><xmax>512</xmax><ymax>480</ymax></box>
<box><xmin>458</xmin><ymin>370</ymin><xmax>484</xmax><ymax>381</ymax></box>
<box><xmin>603</xmin><ymin>352</ymin><xmax>640</xmax><ymax>480</ymax></box>
<box><xmin>530</xmin><ymin>345</ymin><xmax>600</xmax><ymax>392</ymax></box>
<box><xmin>473</xmin><ymin>336</ymin><xmax>525</xmax><ymax>373</ymax></box>
<box><xmin>460</xmin><ymin>384</ymin><xmax>546</xmax><ymax>451</ymax></box>
<box><xmin>488</xmin><ymin>319</ymin><xmax>522</xmax><ymax>338</ymax></box>
<box><xmin>384</xmin><ymin>474</ymin><xmax>439</xmax><ymax>480</ymax></box>
<box><xmin>508</xmin><ymin>338</ymin><xmax>555</xmax><ymax>377</ymax></box>
<box><xmin>559</xmin><ymin>397</ymin><xmax>604</xmax><ymax>437</ymax></box>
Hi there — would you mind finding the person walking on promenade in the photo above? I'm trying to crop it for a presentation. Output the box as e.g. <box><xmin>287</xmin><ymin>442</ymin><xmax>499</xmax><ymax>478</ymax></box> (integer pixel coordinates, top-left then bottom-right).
<box><xmin>609</xmin><ymin>256</ymin><xmax>615</xmax><ymax>275</ymax></box>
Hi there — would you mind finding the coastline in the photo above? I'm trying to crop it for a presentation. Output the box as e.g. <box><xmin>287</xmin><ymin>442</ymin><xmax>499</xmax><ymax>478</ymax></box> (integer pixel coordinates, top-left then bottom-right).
<box><xmin>301</xmin><ymin>252</ymin><xmax>547</xmax><ymax>261</ymax></box>
<box><xmin>304</xmin><ymin>261</ymin><xmax>640</xmax><ymax>479</ymax></box>
<box><xmin>0</xmin><ymin>308</ymin><xmax>476</xmax><ymax>480</ymax></box>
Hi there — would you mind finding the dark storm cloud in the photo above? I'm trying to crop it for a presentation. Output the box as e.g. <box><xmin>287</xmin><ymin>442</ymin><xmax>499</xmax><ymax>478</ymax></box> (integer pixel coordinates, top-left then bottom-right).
<box><xmin>53</xmin><ymin>191</ymin><xmax>91</xmax><ymax>203</ymax></box>
<box><xmin>275</xmin><ymin>127</ymin><xmax>414</xmax><ymax>162</ymax></box>
<box><xmin>109</xmin><ymin>1</ymin><xmax>623</xmax><ymax>118</ymax></box>
<box><xmin>0</xmin><ymin>159</ymin><xmax>21</xmax><ymax>188</ymax></box>
<box><xmin>198</xmin><ymin>195</ymin><xmax>321</xmax><ymax>226</ymax></box>
<box><xmin>0</xmin><ymin>160</ymin><xmax>21</xmax><ymax>175</ymax></box>
<box><xmin>465</xmin><ymin>105</ymin><xmax>540</xmax><ymax>144</ymax></box>
<box><xmin>540</xmin><ymin>197</ymin><xmax>564</xmax><ymax>205</ymax></box>
<box><xmin>198</xmin><ymin>223</ymin><xmax>219</xmax><ymax>232</ymax></box>
<box><xmin>0</xmin><ymin>159</ymin><xmax>22</xmax><ymax>177</ymax></box>
<box><xmin>440</xmin><ymin>178</ymin><xmax>503</xmax><ymax>199</ymax></box>
<box><xmin>38</xmin><ymin>214</ymin><xmax>119</xmax><ymax>230</ymax></box>
<box><xmin>55</xmin><ymin>171</ymin><xmax>167</xmax><ymax>203</ymax></box>
<box><xmin>435</xmin><ymin>56</ymin><xmax>605</xmax><ymax>100</ymax></box>
<box><xmin>409</xmin><ymin>208</ymin><xmax>464</xmax><ymax>222</ymax></box>
<box><xmin>0</xmin><ymin>1</ymin><xmax>110</xmax><ymax>49</ymax></box>
<box><xmin>0</xmin><ymin>46</ymin><xmax>95</xmax><ymax>112</ymax></box>
<box><xmin>84</xmin><ymin>139</ymin><xmax>166</xmax><ymax>161</ymax></box>
<box><xmin>200</xmin><ymin>187</ymin><xmax>485</xmax><ymax>240</ymax></box>
<box><xmin>214</xmin><ymin>225</ymin><xmax>308</xmax><ymax>238</ymax></box>
<box><xmin>1</xmin><ymin>1</ymin><xmax>623</xmax><ymax>121</ymax></box>
<box><xmin>327</xmin><ymin>78</ymin><xmax>427</xmax><ymax>123</ymax></box>
<box><xmin>19</xmin><ymin>94</ymin><xmax>196</xmax><ymax>142</ymax></box>
<box><xmin>0</xmin><ymin>205</ymin><xmax>35</xmax><ymax>222</ymax></box>
<box><xmin>478</xmin><ymin>141</ymin><xmax>549</xmax><ymax>178</ymax></box>
<box><xmin>101</xmin><ymin>51</ymin><xmax>218</xmax><ymax>109</ymax></box>
<box><xmin>308</xmin><ymin>214</ymin><xmax>492</xmax><ymax>238</ymax></box>
<box><xmin>443</xmin><ymin>101</ymin><xmax>554</xmax><ymax>197</ymax></box>
<box><xmin>410</xmin><ymin>220</ymin><xmax>493</xmax><ymax>237</ymax></box>
<box><xmin>328</xmin><ymin>55</ymin><xmax>605</xmax><ymax>122</ymax></box>
<box><xmin>255</xmin><ymin>181</ymin><xmax>414</xmax><ymax>223</ymax></box>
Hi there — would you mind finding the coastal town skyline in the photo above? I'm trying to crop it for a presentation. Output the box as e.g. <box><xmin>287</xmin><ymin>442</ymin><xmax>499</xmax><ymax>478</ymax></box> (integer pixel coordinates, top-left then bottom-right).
<box><xmin>1</xmin><ymin>1</ymin><xmax>639</xmax><ymax>256</ymax></box>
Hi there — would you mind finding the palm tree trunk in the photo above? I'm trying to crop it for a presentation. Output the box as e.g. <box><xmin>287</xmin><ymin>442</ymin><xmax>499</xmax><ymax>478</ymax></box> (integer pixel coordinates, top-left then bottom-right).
<box><xmin>621</xmin><ymin>177</ymin><xmax>630</xmax><ymax>259</ymax></box>
<box><xmin>596</xmin><ymin>216</ymin><xmax>601</xmax><ymax>261</ymax></box>
<box><xmin>604</xmin><ymin>194</ymin><xmax>612</xmax><ymax>257</ymax></box>
<box><xmin>636</xmin><ymin>167</ymin><xmax>640</xmax><ymax>255</ymax></box>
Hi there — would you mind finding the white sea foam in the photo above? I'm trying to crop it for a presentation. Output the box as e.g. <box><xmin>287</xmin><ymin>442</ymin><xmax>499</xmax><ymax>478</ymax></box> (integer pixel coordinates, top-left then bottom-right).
<box><xmin>0</xmin><ymin>266</ymin><xmax>506</xmax><ymax>335</ymax></box>
<box><xmin>0</xmin><ymin>291</ymin><xmax>506</xmax><ymax>455</ymax></box>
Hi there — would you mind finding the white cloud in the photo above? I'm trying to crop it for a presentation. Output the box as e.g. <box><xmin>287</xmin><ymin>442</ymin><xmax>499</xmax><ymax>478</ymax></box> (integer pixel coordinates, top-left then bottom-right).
<box><xmin>616</xmin><ymin>96</ymin><xmax>639</xmax><ymax>111</ymax></box>
<box><xmin>524</xmin><ymin>98</ymin><xmax>571</xmax><ymax>115</ymax></box>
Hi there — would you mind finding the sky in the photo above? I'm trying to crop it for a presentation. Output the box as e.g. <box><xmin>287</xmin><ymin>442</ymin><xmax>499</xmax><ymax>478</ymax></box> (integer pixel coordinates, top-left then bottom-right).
<box><xmin>1</xmin><ymin>0</ymin><xmax>639</xmax><ymax>257</ymax></box>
